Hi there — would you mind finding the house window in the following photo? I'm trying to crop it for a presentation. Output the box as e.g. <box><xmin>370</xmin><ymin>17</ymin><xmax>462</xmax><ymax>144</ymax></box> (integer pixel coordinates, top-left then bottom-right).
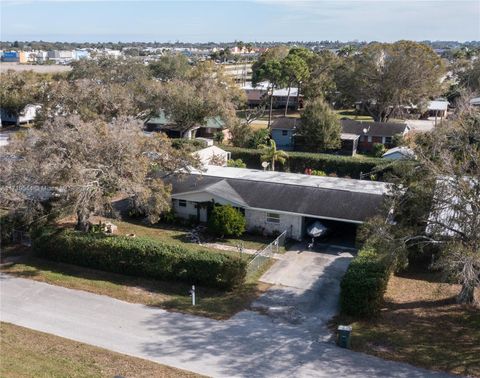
<box><xmin>178</xmin><ymin>199</ymin><xmax>187</xmax><ymax>207</ymax></box>
<box><xmin>384</xmin><ymin>136</ymin><xmax>392</xmax><ymax>144</ymax></box>
<box><xmin>281</xmin><ymin>130</ymin><xmax>289</xmax><ymax>136</ymax></box>
<box><xmin>266</xmin><ymin>213</ymin><xmax>280</xmax><ymax>223</ymax></box>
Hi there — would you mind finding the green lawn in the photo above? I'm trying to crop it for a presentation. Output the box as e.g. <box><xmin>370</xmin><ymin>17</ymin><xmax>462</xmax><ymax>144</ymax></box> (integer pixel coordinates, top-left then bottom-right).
<box><xmin>335</xmin><ymin>109</ymin><xmax>373</xmax><ymax>121</ymax></box>
<box><xmin>332</xmin><ymin>271</ymin><xmax>480</xmax><ymax>377</ymax></box>
<box><xmin>0</xmin><ymin>322</ymin><xmax>204</xmax><ymax>378</ymax></box>
<box><xmin>1</xmin><ymin>254</ymin><xmax>272</xmax><ymax>320</ymax></box>
<box><xmin>111</xmin><ymin>218</ymin><xmax>273</xmax><ymax>252</ymax></box>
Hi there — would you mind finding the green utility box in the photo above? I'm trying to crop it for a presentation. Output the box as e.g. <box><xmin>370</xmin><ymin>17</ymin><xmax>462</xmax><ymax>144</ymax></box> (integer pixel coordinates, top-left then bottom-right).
<box><xmin>337</xmin><ymin>325</ymin><xmax>352</xmax><ymax>348</ymax></box>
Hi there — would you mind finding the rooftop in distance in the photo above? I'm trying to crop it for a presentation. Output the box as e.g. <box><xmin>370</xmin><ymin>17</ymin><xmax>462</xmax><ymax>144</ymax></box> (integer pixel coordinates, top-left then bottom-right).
<box><xmin>191</xmin><ymin>165</ymin><xmax>390</xmax><ymax>195</ymax></box>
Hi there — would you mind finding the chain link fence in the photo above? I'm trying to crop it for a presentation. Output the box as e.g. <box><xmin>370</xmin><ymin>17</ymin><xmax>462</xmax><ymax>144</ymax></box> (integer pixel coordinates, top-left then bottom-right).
<box><xmin>246</xmin><ymin>230</ymin><xmax>287</xmax><ymax>279</ymax></box>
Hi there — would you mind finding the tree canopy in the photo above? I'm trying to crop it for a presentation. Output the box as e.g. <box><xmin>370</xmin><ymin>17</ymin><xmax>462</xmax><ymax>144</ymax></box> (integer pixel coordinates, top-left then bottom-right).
<box><xmin>336</xmin><ymin>41</ymin><xmax>445</xmax><ymax>122</ymax></box>
<box><xmin>298</xmin><ymin>98</ymin><xmax>341</xmax><ymax>152</ymax></box>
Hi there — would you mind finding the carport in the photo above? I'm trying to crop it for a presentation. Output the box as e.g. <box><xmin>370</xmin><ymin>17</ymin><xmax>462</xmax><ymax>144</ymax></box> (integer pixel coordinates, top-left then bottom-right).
<box><xmin>302</xmin><ymin>217</ymin><xmax>359</xmax><ymax>248</ymax></box>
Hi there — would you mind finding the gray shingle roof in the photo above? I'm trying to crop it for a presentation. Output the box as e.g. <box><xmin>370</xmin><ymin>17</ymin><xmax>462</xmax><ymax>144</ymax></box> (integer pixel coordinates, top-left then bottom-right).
<box><xmin>341</xmin><ymin>119</ymin><xmax>408</xmax><ymax>137</ymax></box>
<box><xmin>167</xmin><ymin>171</ymin><xmax>387</xmax><ymax>223</ymax></box>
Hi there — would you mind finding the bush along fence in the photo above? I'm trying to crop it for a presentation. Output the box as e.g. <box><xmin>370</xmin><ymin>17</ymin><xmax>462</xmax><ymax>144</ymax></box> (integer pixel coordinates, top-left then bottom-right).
<box><xmin>222</xmin><ymin>147</ymin><xmax>390</xmax><ymax>179</ymax></box>
<box><xmin>339</xmin><ymin>247</ymin><xmax>392</xmax><ymax>317</ymax></box>
<box><xmin>33</xmin><ymin>229</ymin><xmax>247</xmax><ymax>290</ymax></box>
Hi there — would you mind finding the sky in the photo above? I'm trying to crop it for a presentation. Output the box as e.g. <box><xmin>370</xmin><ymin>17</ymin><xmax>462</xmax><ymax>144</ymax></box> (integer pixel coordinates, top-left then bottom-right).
<box><xmin>1</xmin><ymin>0</ymin><xmax>479</xmax><ymax>43</ymax></box>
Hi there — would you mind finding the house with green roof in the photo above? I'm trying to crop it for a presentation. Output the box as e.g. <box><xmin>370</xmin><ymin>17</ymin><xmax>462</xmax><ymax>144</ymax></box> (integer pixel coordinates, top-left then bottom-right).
<box><xmin>145</xmin><ymin>110</ymin><xmax>225</xmax><ymax>139</ymax></box>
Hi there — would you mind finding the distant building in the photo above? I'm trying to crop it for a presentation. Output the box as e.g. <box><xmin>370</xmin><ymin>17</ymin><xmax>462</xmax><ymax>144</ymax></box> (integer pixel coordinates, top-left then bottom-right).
<box><xmin>145</xmin><ymin>110</ymin><xmax>225</xmax><ymax>139</ymax></box>
<box><xmin>270</xmin><ymin>117</ymin><xmax>410</xmax><ymax>155</ymax></box>
<box><xmin>1</xmin><ymin>104</ymin><xmax>41</xmax><ymax>126</ymax></box>
<box><xmin>1</xmin><ymin>51</ymin><xmax>19</xmax><ymax>62</ymax></box>
<box><xmin>270</xmin><ymin>117</ymin><xmax>300</xmax><ymax>151</ymax></box>
<box><xmin>241</xmin><ymin>82</ymin><xmax>302</xmax><ymax>109</ymax></box>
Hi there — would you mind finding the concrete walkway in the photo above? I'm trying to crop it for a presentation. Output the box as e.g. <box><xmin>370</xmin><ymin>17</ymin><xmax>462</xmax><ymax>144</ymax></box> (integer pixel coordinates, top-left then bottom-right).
<box><xmin>0</xmin><ymin>273</ymin><xmax>453</xmax><ymax>377</ymax></box>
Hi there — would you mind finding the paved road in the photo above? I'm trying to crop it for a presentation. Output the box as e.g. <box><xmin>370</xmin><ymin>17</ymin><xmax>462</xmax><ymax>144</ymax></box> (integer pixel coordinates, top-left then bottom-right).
<box><xmin>0</xmin><ymin>255</ymin><xmax>453</xmax><ymax>378</ymax></box>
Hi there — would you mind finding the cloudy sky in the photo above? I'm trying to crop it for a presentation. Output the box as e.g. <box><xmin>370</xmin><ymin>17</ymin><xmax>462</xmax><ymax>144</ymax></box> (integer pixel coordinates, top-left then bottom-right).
<box><xmin>1</xmin><ymin>0</ymin><xmax>479</xmax><ymax>43</ymax></box>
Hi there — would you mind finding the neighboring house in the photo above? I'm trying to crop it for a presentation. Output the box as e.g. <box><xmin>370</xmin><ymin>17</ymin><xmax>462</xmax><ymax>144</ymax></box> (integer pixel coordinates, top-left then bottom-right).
<box><xmin>193</xmin><ymin>146</ymin><xmax>231</xmax><ymax>167</ymax></box>
<box><xmin>145</xmin><ymin>110</ymin><xmax>225</xmax><ymax>139</ymax></box>
<box><xmin>470</xmin><ymin>97</ymin><xmax>480</xmax><ymax>107</ymax></box>
<box><xmin>1</xmin><ymin>104</ymin><xmax>41</xmax><ymax>126</ymax></box>
<box><xmin>341</xmin><ymin>119</ymin><xmax>410</xmax><ymax>152</ymax></box>
<box><xmin>382</xmin><ymin>146</ymin><xmax>415</xmax><ymax>160</ymax></box>
<box><xmin>166</xmin><ymin>166</ymin><xmax>390</xmax><ymax>240</ymax></box>
<box><xmin>270</xmin><ymin>117</ymin><xmax>300</xmax><ymax>150</ymax></box>
<box><xmin>270</xmin><ymin>117</ymin><xmax>409</xmax><ymax>155</ymax></box>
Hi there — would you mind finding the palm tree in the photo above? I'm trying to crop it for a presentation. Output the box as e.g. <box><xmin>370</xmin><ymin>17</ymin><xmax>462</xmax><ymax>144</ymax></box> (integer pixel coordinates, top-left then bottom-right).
<box><xmin>259</xmin><ymin>139</ymin><xmax>288</xmax><ymax>171</ymax></box>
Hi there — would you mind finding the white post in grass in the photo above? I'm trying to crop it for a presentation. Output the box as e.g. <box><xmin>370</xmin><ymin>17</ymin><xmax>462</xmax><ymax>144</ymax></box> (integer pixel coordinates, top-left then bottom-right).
<box><xmin>190</xmin><ymin>285</ymin><xmax>196</xmax><ymax>306</ymax></box>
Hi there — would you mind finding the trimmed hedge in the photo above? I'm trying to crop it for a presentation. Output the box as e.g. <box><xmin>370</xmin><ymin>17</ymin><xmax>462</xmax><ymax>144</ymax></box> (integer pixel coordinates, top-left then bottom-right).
<box><xmin>340</xmin><ymin>248</ymin><xmax>392</xmax><ymax>317</ymax></box>
<box><xmin>33</xmin><ymin>229</ymin><xmax>247</xmax><ymax>289</ymax></box>
<box><xmin>222</xmin><ymin>146</ymin><xmax>388</xmax><ymax>178</ymax></box>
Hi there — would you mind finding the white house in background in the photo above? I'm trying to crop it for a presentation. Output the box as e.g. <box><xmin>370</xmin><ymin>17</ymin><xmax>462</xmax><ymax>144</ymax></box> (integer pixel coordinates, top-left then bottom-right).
<box><xmin>427</xmin><ymin>100</ymin><xmax>449</xmax><ymax>126</ymax></box>
<box><xmin>382</xmin><ymin>147</ymin><xmax>415</xmax><ymax>160</ymax></box>
<box><xmin>470</xmin><ymin>97</ymin><xmax>480</xmax><ymax>107</ymax></box>
<box><xmin>1</xmin><ymin>104</ymin><xmax>41</xmax><ymax>126</ymax></box>
<box><xmin>193</xmin><ymin>146</ymin><xmax>230</xmax><ymax>167</ymax></box>
<box><xmin>166</xmin><ymin>166</ymin><xmax>390</xmax><ymax>240</ymax></box>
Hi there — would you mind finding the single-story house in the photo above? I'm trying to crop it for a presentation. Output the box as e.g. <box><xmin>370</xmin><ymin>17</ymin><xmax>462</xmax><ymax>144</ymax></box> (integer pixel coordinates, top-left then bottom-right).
<box><xmin>340</xmin><ymin>119</ymin><xmax>410</xmax><ymax>152</ymax></box>
<box><xmin>270</xmin><ymin>117</ymin><xmax>408</xmax><ymax>155</ymax></box>
<box><xmin>382</xmin><ymin>146</ymin><xmax>415</xmax><ymax>160</ymax></box>
<box><xmin>270</xmin><ymin>117</ymin><xmax>301</xmax><ymax>151</ymax></box>
<box><xmin>166</xmin><ymin>166</ymin><xmax>390</xmax><ymax>240</ymax></box>
<box><xmin>1</xmin><ymin>104</ymin><xmax>41</xmax><ymax>127</ymax></box>
<box><xmin>145</xmin><ymin>110</ymin><xmax>225</xmax><ymax>139</ymax></box>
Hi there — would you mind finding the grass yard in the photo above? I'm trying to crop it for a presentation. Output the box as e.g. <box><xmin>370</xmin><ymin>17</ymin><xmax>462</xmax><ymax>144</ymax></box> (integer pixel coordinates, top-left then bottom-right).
<box><xmin>0</xmin><ymin>254</ymin><xmax>272</xmax><ymax>320</ymax></box>
<box><xmin>335</xmin><ymin>109</ymin><xmax>373</xmax><ymax>121</ymax></box>
<box><xmin>0</xmin><ymin>322</ymin><xmax>204</xmax><ymax>378</ymax></box>
<box><xmin>333</xmin><ymin>271</ymin><xmax>480</xmax><ymax>377</ymax></box>
<box><xmin>80</xmin><ymin>217</ymin><xmax>273</xmax><ymax>253</ymax></box>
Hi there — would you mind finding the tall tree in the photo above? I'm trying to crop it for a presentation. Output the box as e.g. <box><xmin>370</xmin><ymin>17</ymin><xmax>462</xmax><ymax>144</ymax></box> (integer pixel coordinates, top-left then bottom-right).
<box><xmin>298</xmin><ymin>98</ymin><xmax>341</xmax><ymax>152</ymax></box>
<box><xmin>281</xmin><ymin>53</ymin><xmax>309</xmax><ymax>115</ymax></box>
<box><xmin>302</xmin><ymin>50</ymin><xmax>341</xmax><ymax>101</ymax></box>
<box><xmin>252</xmin><ymin>59</ymin><xmax>284</xmax><ymax>126</ymax></box>
<box><xmin>0</xmin><ymin>70</ymin><xmax>49</xmax><ymax>125</ymax></box>
<box><xmin>258</xmin><ymin>139</ymin><xmax>288</xmax><ymax>171</ymax></box>
<box><xmin>0</xmin><ymin>116</ymin><xmax>197</xmax><ymax>231</ymax></box>
<box><xmin>161</xmin><ymin>62</ymin><xmax>244</xmax><ymax>138</ymax></box>
<box><xmin>337</xmin><ymin>41</ymin><xmax>445</xmax><ymax>122</ymax></box>
<box><xmin>149</xmin><ymin>53</ymin><xmax>190</xmax><ymax>81</ymax></box>
<box><xmin>362</xmin><ymin>105</ymin><xmax>480</xmax><ymax>306</ymax></box>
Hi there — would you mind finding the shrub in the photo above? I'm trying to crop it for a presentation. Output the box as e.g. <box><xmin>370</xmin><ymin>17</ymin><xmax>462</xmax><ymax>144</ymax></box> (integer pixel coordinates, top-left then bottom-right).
<box><xmin>208</xmin><ymin>205</ymin><xmax>246</xmax><ymax>237</ymax></box>
<box><xmin>372</xmin><ymin>143</ymin><xmax>387</xmax><ymax>157</ymax></box>
<box><xmin>340</xmin><ymin>247</ymin><xmax>392</xmax><ymax>317</ymax></box>
<box><xmin>222</xmin><ymin>146</ymin><xmax>389</xmax><ymax>179</ymax></box>
<box><xmin>227</xmin><ymin>158</ymin><xmax>247</xmax><ymax>168</ymax></box>
<box><xmin>33</xmin><ymin>228</ymin><xmax>247</xmax><ymax>289</ymax></box>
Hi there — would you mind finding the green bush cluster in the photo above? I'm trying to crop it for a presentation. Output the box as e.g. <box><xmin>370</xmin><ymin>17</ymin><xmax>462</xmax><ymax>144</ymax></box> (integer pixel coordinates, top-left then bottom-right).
<box><xmin>208</xmin><ymin>205</ymin><xmax>246</xmax><ymax>237</ymax></box>
<box><xmin>340</xmin><ymin>247</ymin><xmax>392</xmax><ymax>317</ymax></box>
<box><xmin>33</xmin><ymin>229</ymin><xmax>247</xmax><ymax>289</ymax></box>
<box><xmin>222</xmin><ymin>146</ymin><xmax>388</xmax><ymax>178</ymax></box>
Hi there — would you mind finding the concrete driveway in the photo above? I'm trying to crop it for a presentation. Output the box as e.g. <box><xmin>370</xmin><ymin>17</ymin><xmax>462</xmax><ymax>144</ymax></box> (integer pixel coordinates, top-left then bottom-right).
<box><xmin>253</xmin><ymin>244</ymin><xmax>354</xmax><ymax>335</ymax></box>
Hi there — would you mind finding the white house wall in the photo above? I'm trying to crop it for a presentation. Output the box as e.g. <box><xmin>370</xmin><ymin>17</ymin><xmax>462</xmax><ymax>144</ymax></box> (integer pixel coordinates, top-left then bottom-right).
<box><xmin>245</xmin><ymin>209</ymin><xmax>303</xmax><ymax>240</ymax></box>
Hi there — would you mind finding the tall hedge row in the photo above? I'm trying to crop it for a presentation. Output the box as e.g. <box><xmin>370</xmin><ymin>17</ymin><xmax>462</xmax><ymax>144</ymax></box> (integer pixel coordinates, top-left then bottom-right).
<box><xmin>222</xmin><ymin>146</ymin><xmax>388</xmax><ymax>178</ymax></box>
<box><xmin>340</xmin><ymin>248</ymin><xmax>392</xmax><ymax>317</ymax></box>
<box><xmin>33</xmin><ymin>229</ymin><xmax>247</xmax><ymax>289</ymax></box>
